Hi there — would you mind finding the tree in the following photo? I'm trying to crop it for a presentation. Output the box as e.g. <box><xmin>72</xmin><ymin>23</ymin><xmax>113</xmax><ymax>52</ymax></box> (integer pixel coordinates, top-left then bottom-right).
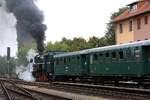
<box><xmin>0</xmin><ymin>56</ymin><xmax>17</xmax><ymax>75</ymax></box>
<box><xmin>61</xmin><ymin>37</ymin><xmax>72</xmax><ymax>46</ymax></box>
<box><xmin>45</xmin><ymin>41</ymin><xmax>69</xmax><ymax>52</ymax></box>
<box><xmin>17</xmin><ymin>42</ymin><xmax>37</xmax><ymax>66</ymax></box>
<box><xmin>105</xmin><ymin>7</ymin><xmax>127</xmax><ymax>45</ymax></box>
<box><xmin>88</xmin><ymin>36</ymin><xmax>99</xmax><ymax>48</ymax></box>
<box><xmin>45</xmin><ymin>42</ymin><xmax>54</xmax><ymax>51</ymax></box>
<box><xmin>70</xmin><ymin>37</ymin><xmax>88</xmax><ymax>51</ymax></box>
<box><xmin>45</xmin><ymin>37</ymin><xmax>88</xmax><ymax>52</ymax></box>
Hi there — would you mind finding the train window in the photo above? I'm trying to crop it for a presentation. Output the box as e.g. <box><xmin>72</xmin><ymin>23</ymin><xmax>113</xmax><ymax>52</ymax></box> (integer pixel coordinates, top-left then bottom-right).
<box><xmin>126</xmin><ymin>49</ymin><xmax>131</xmax><ymax>56</ymax></box>
<box><xmin>112</xmin><ymin>52</ymin><xmax>116</xmax><ymax>58</ymax></box>
<box><xmin>71</xmin><ymin>56</ymin><xmax>75</xmax><ymax>63</ymax></box>
<box><xmin>106</xmin><ymin>53</ymin><xmax>109</xmax><ymax>57</ymax></box>
<box><xmin>99</xmin><ymin>54</ymin><xmax>103</xmax><ymax>57</ymax></box>
<box><xmin>68</xmin><ymin>57</ymin><xmax>70</xmax><ymax>63</ymax></box>
<box><xmin>135</xmin><ymin>47</ymin><xmax>139</xmax><ymax>50</ymax></box>
<box><xmin>119</xmin><ymin>51</ymin><xmax>124</xmax><ymax>59</ymax></box>
<box><xmin>94</xmin><ymin>54</ymin><xmax>98</xmax><ymax>61</ymax></box>
<box><xmin>64</xmin><ymin>58</ymin><xmax>67</xmax><ymax>64</ymax></box>
<box><xmin>135</xmin><ymin>47</ymin><xmax>140</xmax><ymax>60</ymax></box>
<box><xmin>56</xmin><ymin>59</ymin><xmax>59</xmax><ymax>64</ymax></box>
<box><xmin>60</xmin><ymin>58</ymin><xmax>64</xmax><ymax>64</ymax></box>
<box><xmin>77</xmin><ymin>56</ymin><xmax>80</xmax><ymax>59</ymax></box>
<box><xmin>60</xmin><ymin>58</ymin><xmax>62</xmax><ymax>62</ymax></box>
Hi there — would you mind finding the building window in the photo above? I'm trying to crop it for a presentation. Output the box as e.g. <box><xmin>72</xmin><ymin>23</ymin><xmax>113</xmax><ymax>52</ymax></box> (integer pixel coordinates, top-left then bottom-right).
<box><xmin>137</xmin><ymin>18</ymin><xmax>141</xmax><ymax>29</ymax></box>
<box><xmin>129</xmin><ymin>20</ymin><xmax>132</xmax><ymax>31</ymax></box>
<box><xmin>130</xmin><ymin>4</ymin><xmax>138</xmax><ymax>11</ymax></box>
<box><xmin>119</xmin><ymin>24</ymin><xmax>123</xmax><ymax>33</ymax></box>
<box><xmin>145</xmin><ymin>16</ymin><xmax>148</xmax><ymax>24</ymax></box>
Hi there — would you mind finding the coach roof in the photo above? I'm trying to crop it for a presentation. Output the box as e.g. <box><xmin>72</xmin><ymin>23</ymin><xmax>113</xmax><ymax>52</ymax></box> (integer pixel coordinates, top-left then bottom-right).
<box><xmin>54</xmin><ymin>40</ymin><xmax>150</xmax><ymax>58</ymax></box>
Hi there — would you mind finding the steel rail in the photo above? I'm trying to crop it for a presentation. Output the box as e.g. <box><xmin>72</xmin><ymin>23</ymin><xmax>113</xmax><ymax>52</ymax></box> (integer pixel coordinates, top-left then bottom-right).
<box><xmin>52</xmin><ymin>82</ymin><xmax>150</xmax><ymax>99</ymax></box>
<box><xmin>0</xmin><ymin>81</ymin><xmax>12</xmax><ymax>100</ymax></box>
<box><xmin>1</xmin><ymin>80</ymin><xmax>39</xmax><ymax>100</ymax></box>
<box><xmin>6</xmin><ymin>87</ymin><xmax>39</xmax><ymax>100</ymax></box>
<box><xmin>8</xmin><ymin>80</ymin><xmax>35</xmax><ymax>97</ymax></box>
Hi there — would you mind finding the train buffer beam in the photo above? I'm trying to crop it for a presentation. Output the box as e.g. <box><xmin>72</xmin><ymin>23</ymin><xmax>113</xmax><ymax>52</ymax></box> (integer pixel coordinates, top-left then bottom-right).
<box><xmin>19</xmin><ymin>84</ymin><xmax>112</xmax><ymax>100</ymax></box>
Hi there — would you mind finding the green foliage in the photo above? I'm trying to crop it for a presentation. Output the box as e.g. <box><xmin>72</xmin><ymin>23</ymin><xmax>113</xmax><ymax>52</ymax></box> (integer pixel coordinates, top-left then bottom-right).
<box><xmin>45</xmin><ymin>37</ymin><xmax>88</xmax><ymax>52</ymax></box>
<box><xmin>88</xmin><ymin>36</ymin><xmax>100</xmax><ymax>48</ymax></box>
<box><xmin>70</xmin><ymin>37</ymin><xmax>88</xmax><ymax>51</ymax></box>
<box><xmin>45</xmin><ymin>41</ymin><xmax>69</xmax><ymax>52</ymax></box>
<box><xmin>17</xmin><ymin>42</ymin><xmax>37</xmax><ymax>66</ymax></box>
<box><xmin>0</xmin><ymin>56</ymin><xmax>17</xmax><ymax>75</ymax></box>
<box><xmin>105</xmin><ymin>7</ymin><xmax>127</xmax><ymax>45</ymax></box>
<box><xmin>45</xmin><ymin>7</ymin><xmax>127</xmax><ymax>52</ymax></box>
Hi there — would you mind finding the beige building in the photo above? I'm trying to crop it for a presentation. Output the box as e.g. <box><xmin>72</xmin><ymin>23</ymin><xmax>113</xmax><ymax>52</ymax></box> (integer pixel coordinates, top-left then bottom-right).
<box><xmin>114</xmin><ymin>0</ymin><xmax>150</xmax><ymax>44</ymax></box>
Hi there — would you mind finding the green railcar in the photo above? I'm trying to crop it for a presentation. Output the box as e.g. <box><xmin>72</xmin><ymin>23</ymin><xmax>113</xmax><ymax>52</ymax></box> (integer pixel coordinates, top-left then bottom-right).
<box><xmin>54</xmin><ymin>50</ymin><xmax>90</xmax><ymax>77</ymax></box>
<box><xmin>53</xmin><ymin>40</ymin><xmax>150</xmax><ymax>81</ymax></box>
<box><xmin>88</xmin><ymin>40</ymin><xmax>150</xmax><ymax>78</ymax></box>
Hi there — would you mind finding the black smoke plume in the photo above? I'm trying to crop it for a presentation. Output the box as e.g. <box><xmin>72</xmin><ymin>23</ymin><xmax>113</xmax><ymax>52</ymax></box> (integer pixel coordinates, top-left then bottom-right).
<box><xmin>5</xmin><ymin>0</ymin><xmax>46</xmax><ymax>53</ymax></box>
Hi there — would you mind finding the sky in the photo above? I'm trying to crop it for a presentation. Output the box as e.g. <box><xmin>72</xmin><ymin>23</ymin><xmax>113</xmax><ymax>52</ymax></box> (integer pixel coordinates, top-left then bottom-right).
<box><xmin>0</xmin><ymin>0</ymin><xmax>17</xmax><ymax>57</ymax></box>
<box><xmin>0</xmin><ymin>0</ymin><xmax>136</xmax><ymax>57</ymax></box>
<box><xmin>36</xmin><ymin>0</ymin><xmax>135</xmax><ymax>43</ymax></box>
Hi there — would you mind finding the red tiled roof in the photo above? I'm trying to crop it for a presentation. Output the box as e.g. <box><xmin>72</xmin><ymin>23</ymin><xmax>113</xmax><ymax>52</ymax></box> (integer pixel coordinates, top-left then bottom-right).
<box><xmin>114</xmin><ymin>0</ymin><xmax>150</xmax><ymax>22</ymax></box>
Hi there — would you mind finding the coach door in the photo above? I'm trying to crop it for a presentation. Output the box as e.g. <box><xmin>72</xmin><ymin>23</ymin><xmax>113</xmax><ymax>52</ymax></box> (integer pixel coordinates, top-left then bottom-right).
<box><xmin>81</xmin><ymin>54</ymin><xmax>89</xmax><ymax>76</ymax></box>
<box><xmin>142</xmin><ymin>46</ymin><xmax>150</xmax><ymax>60</ymax></box>
<box><xmin>142</xmin><ymin>46</ymin><xmax>150</xmax><ymax>74</ymax></box>
<box><xmin>143</xmin><ymin>46</ymin><xmax>150</xmax><ymax>63</ymax></box>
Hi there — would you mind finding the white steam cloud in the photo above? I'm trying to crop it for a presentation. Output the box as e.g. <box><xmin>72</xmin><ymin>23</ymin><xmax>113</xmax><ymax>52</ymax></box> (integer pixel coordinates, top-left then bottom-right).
<box><xmin>16</xmin><ymin>49</ymin><xmax>37</xmax><ymax>82</ymax></box>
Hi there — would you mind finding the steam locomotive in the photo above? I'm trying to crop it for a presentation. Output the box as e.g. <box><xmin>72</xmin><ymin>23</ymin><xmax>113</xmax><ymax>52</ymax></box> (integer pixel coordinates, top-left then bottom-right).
<box><xmin>32</xmin><ymin>40</ymin><xmax>150</xmax><ymax>84</ymax></box>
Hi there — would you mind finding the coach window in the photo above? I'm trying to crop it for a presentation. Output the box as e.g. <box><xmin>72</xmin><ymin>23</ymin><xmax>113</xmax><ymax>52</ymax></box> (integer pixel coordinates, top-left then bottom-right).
<box><xmin>99</xmin><ymin>53</ymin><xmax>103</xmax><ymax>62</ymax></box>
<box><xmin>60</xmin><ymin>58</ymin><xmax>63</xmax><ymax>64</ymax></box>
<box><xmin>135</xmin><ymin>47</ymin><xmax>140</xmax><ymax>60</ymax></box>
<box><xmin>64</xmin><ymin>58</ymin><xmax>67</xmax><ymax>64</ymax></box>
<box><xmin>99</xmin><ymin>54</ymin><xmax>103</xmax><ymax>57</ymax></box>
<box><xmin>56</xmin><ymin>58</ymin><xmax>59</xmax><ymax>64</ymax></box>
<box><xmin>94</xmin><ymin>54</ymin><xmax>98</xmax><ymax>61</ymax></box>
<box><xmin>106</xmin><ymin>53</ymin><xmax>109</xmax><ymax>57</ymax></box>
<box><xmin>119</xmin><ymin>51</ymin><xmax>124</xmax><ymax>59</ymax></box>
<box><xmin>77</xmin><ymin>56</ymin><xmax>80</xmax><ymax>64</ymax></box>
<box><xmin>112</xmin><ymin>52</ymin><xmax>116</xmax><ymax>59</ymax></box>
<box><xmin>126</xmin><ymin>49</ymin><xmax>131</xmax><ymax>59</ymax></box>
<box><xmin>59</xmin><ymin>58</ymin><xmax>62</xmax><ymax>64</ymax></box>
<box><xmin>72</xmin><ymin>56</ymin><xmax>75</xmax><ymax>64</ymax></box>
<box><xmin>68</xmin><ymin>57</ymin><xmax>70</xmax><ymax>63</ymax></box>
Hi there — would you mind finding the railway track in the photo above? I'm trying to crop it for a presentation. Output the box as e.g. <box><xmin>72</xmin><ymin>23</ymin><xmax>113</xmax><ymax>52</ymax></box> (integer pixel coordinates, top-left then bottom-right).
<box><xmin>1</xmin><ymin>78</ymin><xmax>150</xmax><ymax>100</ymax></box>
<box><xmin>50</xmin><ymin>82</ymin><xmax>150</xmax><ymax>100</ymax></box>
<box><xmin>0</xmin><ymin>79</ymin><xmax>70</xmax><ymax>100</ymax></box>
<box><xmin>0</xmin><ymin>80</ymin><xmax>39</xmax><ymax>100</ymax></box>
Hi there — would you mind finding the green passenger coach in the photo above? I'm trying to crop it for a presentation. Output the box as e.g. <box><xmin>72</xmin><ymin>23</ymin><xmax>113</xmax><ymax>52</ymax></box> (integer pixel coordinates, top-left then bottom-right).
<box><xmin>54</xmin><ymin>50</ymin><xmax>90</xmax><ymax>79</ymax></box>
